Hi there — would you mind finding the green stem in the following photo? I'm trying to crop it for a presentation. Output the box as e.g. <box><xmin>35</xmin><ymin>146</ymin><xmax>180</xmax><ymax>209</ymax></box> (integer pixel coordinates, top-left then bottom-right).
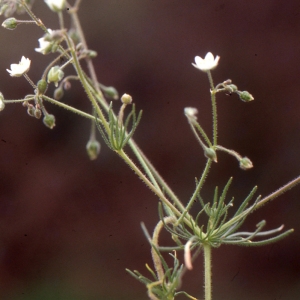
<box><xmin>128</xmin><ymin>140</ymin><xmax>185</xmax><ymax>212</ymax></box>
<box><xmin>176</xmin><ymin>159</ymin><xmax>212</xmax><ymax>225</ymax></box>
<box><xmin>68</xmin><ymin>3</ymin><xmax>104</xmax><ymax>98</ymax></box>
<box><xmin>65</xmin><ymin>35</ymin><xmax>110</xmax><ymax>134</ymax></box>
<box><xmin>255</xmin><ymin>175</ymin><xmax>300</xmax><ymax>210</ymax></box>
<box><xmin>117</xmin><ymin>149</ymin><xmax>203</xmax><ymax>234</ymax></box>
<box><xmin>203</xmin><ymin>243</ymin><xmax>212</xmax><ymax>300</ymax></box>
<box><xmin>207</xmin><ymin>71</ymin><xmax>217</xmax><ymax>146</ymax></box>
<box><xmin>58</xmin><ymin>11</ymin><xmax>64</xmax><ymax>30</ymax></box>
<box><xmin>42</xmin><ymin>95</ymin><xmax>97</xmax><ymax>120</ymax></box>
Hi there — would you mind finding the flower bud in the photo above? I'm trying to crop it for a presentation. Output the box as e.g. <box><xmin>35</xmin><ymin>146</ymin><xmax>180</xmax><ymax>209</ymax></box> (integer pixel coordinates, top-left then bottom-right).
<box><xmin>37</xmin><ymin>79</ymin><xmax>48</xmax><ymax>94</ymax></box>
<box><xmin>34</xmin><ymin>108</ymin><xmax>42</xmax><ymax>119</ymax></box>
<box><xmin>43</xmin><ymin>114</ymin><xmax>56</xmax><ymax>129</ymax></box>
<box><xmin>204</xmin><ymin>147</ymin><xmax>217</xmax><ymax>162</ymax></box>
<box><xmin>68</xmin><ymin>29</ymin><xmax>80</xmax><ymax>45</ymax></box>
<box><xmin>239</xmin><ymin>157</ymin><xmax>253</xmax><ymax>170</ymax></box>
<box><xmin>226</xmin><ymin>84</ymin><xmax>238</xmax><ymax>93</ymax></box>
<box><xmin>102</xmin><ymin>86</ymin><xmax>119</xmax><ymax>100</ymax></box>
<box><xmin>27</xmin><ymin>104</ymin><xmax>35</xmax><ymax>117</ymax></box>
<box><xmin>86</xmin><ymin>50</ymin><xmax>97</xmax><ymax>58</ymax></box>
<box><xmin>2</xmin><ymin>17</ymin><xmax>17</xmax><ymax>30</ymax></box>
<box><xmin>63</xmin><ymin>80</ymin><xmax>71</xmax><ymax>90</ymax></box>
<box><xmin>86</xmin><ymin>140</ymin><xmax>101</xmax><ymax>160</ymax></box>
<box><xmin>47</xmin><ymin>66</ymin><xmax>64</xmax><ymax>87</ymax></box>
<box><xmin>121</xmin><ymin>93</ymin><xmax>132</xmax><ymax>105</ymax></box>
<box><xmin>237</xmin><ymin>91</ymin><xmax>254</xmax><ymax>102</ymax></box>
<box><xmin>54</xmin><ymin>87</ymin><xmax>64</xmax><ymax>100</ymax></box>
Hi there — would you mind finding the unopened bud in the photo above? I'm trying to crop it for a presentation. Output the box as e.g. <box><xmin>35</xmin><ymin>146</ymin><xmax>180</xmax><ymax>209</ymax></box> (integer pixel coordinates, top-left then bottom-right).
<box><xmin>37</xmin><ymin>79</ymin><xmax>48</xmax><ymax>95</ymax></box>
<box><xmin>102</xmin><ymin>86</ymin><xmax>119</xmax><ymax>100</ymax></box>
<box><xmin>204</xmin><ymin>147</ymin><xmax>217</xmax><ymax>162</ymax></box>
<box><xmin>34</xmin><ymin>108</ymin><xmax>42</xmax><ymax>119</ymax></box>
<box><xmin>43</xmin><ymin>114</ymin><xmax>56</xmax><ymax>129</ymax></box>
<box><xmin>27</xmin><ymin>104</ymin><xmax>35</xmax><ymax>117</ymax></box>
<box><xmin>237</xmin><ymin>91</ymin><xmax>254</xmax><ymax>102</ymax></box>
<box><xmin>239</xmin><ymin>157</ymin><xmax>253</xmax><ymax>170</ymax></box>
<box><xmin>63</xmin><ymin>81</ymin><xmax>71</xmax><ymax>90</ymax></box>
<box><xmin>86</xmin><ymin>50</ymin><xmax>97</xmax><ymax>58</ymax></box>
<box><xmin>68</xmin><ymin>29</ymin><xmax>80</xmax><ymax>45</ymax></box>
<box><xmin>54</xmin><ymin>87</ymin><xmax>64</xmax><ymax>100</ymax></box>
<box><xmin>121</xmin><ymin>93</ymin><xmax>132</xmax><ymax>105</ymax></box>
<box><xmin>2</xmin><ymin>17</ymin><xmax>17</xmax><ymax>30</ymax></box>
<box><xmin>226</xmin><ymin>84</ymin><xmax>238</xmax><ymax>93</ymax></box>
<box><xmin>86</xmin><ymin>140</ymin><xmax>101</xmax><ymax>160</ymax></box>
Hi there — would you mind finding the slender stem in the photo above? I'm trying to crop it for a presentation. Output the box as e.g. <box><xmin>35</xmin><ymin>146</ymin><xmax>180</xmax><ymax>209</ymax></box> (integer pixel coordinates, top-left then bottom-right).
<box><xmin>189</xmin><ymin>121</ymin><xmax>209</xmax><ymax>150</ymax></box>
<box><xmin>176</xmin><ymin>159</ymin><xmax>212</xmax><ymax>225</ymax></box>
<box><xmin>117</xmin><ymin>149</ymin><xmax>183</xmax><ymax>219</ymax></box>
<box><xmin>215</xmin><ymin>145</ymin><xmax>242</xmax><ymax>160</ymax></box>
<box><xmin>255</xmin><ymin>175</ymin><xmax>300</xmax><ymax>210</ymax></box>
<box><xmin>207</xmin><ymin>71</ymin><xmax>217</xmax><ymax>146</ymax></box>
<box><xmin>68</xmin><ymin>4</ymin><xmax>104</xmax><ymax>98</ymax></box>
<box><xmin>42</xmin><ymin>95</ymin><xmax>97</xmax><ymax>120</ymax></box>
<box><xmin>4</xmin><ymin>97</ymin><xmax>35</xmax><ymax>103</ymax></box>
<box><xmin>203</xmin><ymin>244</ymin><xmax>212</xmax><ymax>300</ymax></box>
<box><xmin>23</xmin><ymin>74</ymin><xmax>36</xmax><ymax>89</ymax></box>
<box><xmin>21</xmin><ymin>0</ymin><xmax>48</xmax><ymax>32</ymax></box>
<box><xmin>65</xmin><ymin>35</ymin><xmax>110</xmax><ymax>134</ymax></box>
<box><xmin>128</xmin><ymin>140</ymin><xmax>185</xmax><ymax>212</ymax></box>
<box><xmin>58</xmin><ymin>11</ymin><xmax>65</xmax><ymax>30</ymax></box>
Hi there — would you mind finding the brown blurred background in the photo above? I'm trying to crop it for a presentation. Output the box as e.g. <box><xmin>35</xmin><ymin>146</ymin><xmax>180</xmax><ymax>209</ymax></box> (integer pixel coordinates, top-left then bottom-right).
<box><xmin>0</xmin><ymin>0</ymin><xmax>300</xmax><ymax>299</ymax></box>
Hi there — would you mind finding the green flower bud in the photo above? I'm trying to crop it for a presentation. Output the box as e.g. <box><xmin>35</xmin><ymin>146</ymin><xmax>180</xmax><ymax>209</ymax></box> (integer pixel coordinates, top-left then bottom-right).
<box><xmin>37</xmin><ymin>79</ymin><xmax>48</xmax><ymax>95</ymax></box>
<box><xmin>204</xmin><ymin>147</ymin><xmax>217</xmax><ymax>162</ymax></box>
<box><xmin>87</xmin><ymin>50</ymin><xmax>97</xmax><ymax>58</ymax></box>
<box><xmin>237</xmin><ymin>91</ymin><xmax>254</xmax><ymax>102</ymax></box>
<box><xmin>47</xmin><ymin>66</ymin><xmax>64</xmax><ymax>87</ymax></box>
<box><xmin>239</xmin><ymin>157</ymin><xmax>253</xmax><ymax>170</ymax></box>
<box><xmin>121</xmin><ymin>93</ymin><xmax>132</xmax><ymax>105</ymax></box>
<box><xmin>2</xmin><ymin>17</ymin><xmax>17</xmax><ymax>30</ymax></box>
<box><xmin>43</xmin><ymin>114</ymin><xmax>56</xmax><ymax>129</ymax></box>
<box><xmin>68</xmin><ymin>29</ymin><xmax>80</xmax><ymax>45</ymax></box>
<box><xmin>102</xmin><ymin>86</ymin><xmax>119</xmax><ymax>100</ymax></box>
<box><xmin>27</xmin><ymin>104</ymin><xmax>35</xmax><ymax>117</ymax></box>
<box><xmin>54</xmin><ymin>87</ymin><xmax>64</xmax><ymax>100</ymax></box>
<box><xmin>226</xmin><ymin>84</ymin><xmax>238</xmax><ymax>93</ymax></box>
<box><xmin>86</xmin><ymin>140</ymin><xmax>101</xmax><ymax>160</ymax></box>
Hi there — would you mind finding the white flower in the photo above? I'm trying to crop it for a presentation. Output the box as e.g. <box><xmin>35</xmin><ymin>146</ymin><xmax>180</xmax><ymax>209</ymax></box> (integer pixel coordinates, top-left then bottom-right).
<box><xmin>184</xmin><ymin>107</ymin><xmax>198</xmax><ymax>119</ymax></box>
<box><xmin>35</xmin><ymin>29</ymin><xmax>53</xmax><ymax>55</ymax></box>
<box><xmin>44</xmin><ymin>0</ymin><xmax>66</xmax><ymax>12</ymax></box>
<box><xmin>192</xmin><ymin>52</ymin><xmax>220</xmax><ymax>72</ymax></box>
<box><xmin>6</xmin><ymin>56</ymin><xmax>31</xmax><ymax>77</ymax></box>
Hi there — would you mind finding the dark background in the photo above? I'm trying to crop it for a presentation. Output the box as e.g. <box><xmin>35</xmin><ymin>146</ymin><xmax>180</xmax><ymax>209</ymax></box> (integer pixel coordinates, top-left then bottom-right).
<box><xmin>0</xmin><ymin>0</ymin><xmax>300</xmax><ymax>299</ymax></box>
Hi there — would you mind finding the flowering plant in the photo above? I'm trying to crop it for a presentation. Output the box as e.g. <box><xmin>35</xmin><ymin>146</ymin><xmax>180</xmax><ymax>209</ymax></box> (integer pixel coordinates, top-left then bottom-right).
<box><xmin>0</xmin><ymin>1</ymin><xmax>299</xmax><ymax>300</ymax></box>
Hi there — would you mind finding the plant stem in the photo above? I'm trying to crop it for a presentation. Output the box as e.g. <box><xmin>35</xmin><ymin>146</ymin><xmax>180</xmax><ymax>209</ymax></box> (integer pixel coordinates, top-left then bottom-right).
<box><xmin>207</xmin><ymin>71</ymin><xmax>217</xmax><ymax>146</ymax></box>
<box><xmin>255</xmin><ymin>175</ymin><xmax>300</xmax><ymax>210</ymax></box>
<box><xmin>203</xmin><ymin>243</ymin><xmax>212</xmax><ymax>300</ymax></box>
